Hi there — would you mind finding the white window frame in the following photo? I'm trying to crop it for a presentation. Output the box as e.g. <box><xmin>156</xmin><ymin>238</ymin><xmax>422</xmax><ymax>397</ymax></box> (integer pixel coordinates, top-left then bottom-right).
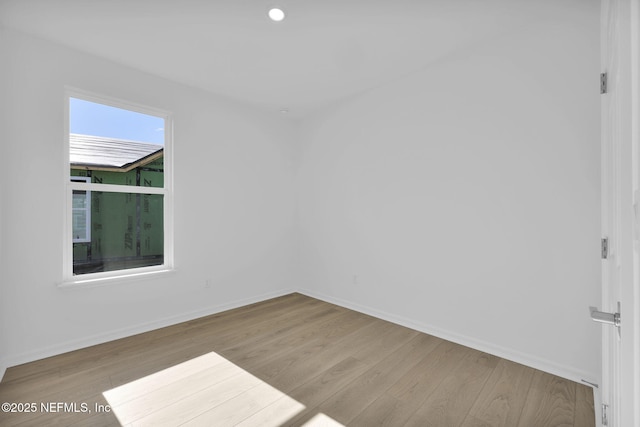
<box><xmin>61</xmin><ymin>88</ymin><xmax>174</xmax><ymax>286</ymax></box>
<box><xmin>71</xmin><ymin>176</ymin><xmax>91</xmax><ymax>243</ymax></box>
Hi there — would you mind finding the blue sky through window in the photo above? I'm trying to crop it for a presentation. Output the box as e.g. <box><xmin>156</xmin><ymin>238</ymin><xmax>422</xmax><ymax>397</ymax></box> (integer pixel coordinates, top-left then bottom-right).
<box><xmin>70</xmin><ymin>98</ymin><xmax>164</xmax><ymax>145</ymax></box>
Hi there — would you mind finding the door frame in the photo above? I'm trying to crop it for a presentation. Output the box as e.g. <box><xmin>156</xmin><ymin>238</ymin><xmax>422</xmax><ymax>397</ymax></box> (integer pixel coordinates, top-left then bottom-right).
<box><xmin>600</xmin><ymin>1</ymin><xmax>640</xmax><ymax>426</ymax></box>
<box><xmin>629</xmin><ymin>1</ymin><xmax>640</xmax><ymax>425</ymax></box>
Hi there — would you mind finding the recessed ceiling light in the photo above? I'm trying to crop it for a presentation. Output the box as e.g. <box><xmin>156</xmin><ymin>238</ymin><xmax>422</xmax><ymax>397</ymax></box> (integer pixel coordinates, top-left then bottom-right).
<box><xmin>280</xmin><ymin>108</ymin><xmax>289</xmax><ymax>114</ymax></box>
<box><xmin>268</xmin><ymin>7</ymin><xmax>285</xmax><ymax>22</ymax></box>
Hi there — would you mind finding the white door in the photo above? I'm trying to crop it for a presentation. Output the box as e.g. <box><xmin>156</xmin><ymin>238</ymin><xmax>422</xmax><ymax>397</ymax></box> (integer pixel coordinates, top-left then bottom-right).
<box><xmin>598</xmin><ymin>1</ymin><xmax>640</xmax><ymax>426</ymax></box>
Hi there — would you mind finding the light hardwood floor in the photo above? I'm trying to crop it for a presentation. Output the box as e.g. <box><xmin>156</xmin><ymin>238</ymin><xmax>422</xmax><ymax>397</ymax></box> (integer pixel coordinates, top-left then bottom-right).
<box><xmin>0</xmin><ymin>293</ymin><xmax>595</xmax><ymax>426</ymax></box>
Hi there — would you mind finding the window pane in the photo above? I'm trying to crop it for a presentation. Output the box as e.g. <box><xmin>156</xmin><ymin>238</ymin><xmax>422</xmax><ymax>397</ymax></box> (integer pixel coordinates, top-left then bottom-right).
<box><xmin>72</xmin><ymin>191</ymin><xmax>164</xmax><ymax>275</ymax></box>
<box><xmin>72</xmin><ymin>210</ymin><xmax>87</xmax><ymax>241</ymax></box>
<box><xmin>72</xmin><ymin>189</ymin><xmax>90</xmax><ymax>242</ymax></box>
<box><xmin>70</xmin><ymin>98</ymin><xmax>164</xmax><ymax>143</ymax></box>
<box><xmin>72</xmin><ymin>191</ymin><xmax>87</xmax><ymax>209</ymax></box>
<box><xmin>69</xmin><ymin>98</ymin><xmax>164</xmax><ymax>188</ymax></box>
<box><xmin>72</xmin><ymin>215</ymin><xmax>87</xmax><ymax>239</ymax></box>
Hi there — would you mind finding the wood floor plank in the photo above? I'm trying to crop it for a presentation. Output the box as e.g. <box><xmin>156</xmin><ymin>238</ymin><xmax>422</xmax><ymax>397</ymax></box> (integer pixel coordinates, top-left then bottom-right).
<box><xmin>106</xmin><ymin>355</ymin><xmax>245</xmax><ymax>424</ymax></box>
<box><xmin>189</xmin><ymin>295</ymin><xmax>333</xmax><ymax>349</ymax></box>
<box><xmin>347</xmin><ymin>340</ymin><xmax>472</xmax><ymax>427</ymax></box>
<box><xmin>334</xmin><ymin>333</ymin><xmax>445</xmax><ymax>426</ymax></box>
<box><xmin>67</xmin><ymin>410</ymin><xmax>121</xmax><ymax>427</ymax></box>
<box><xmin>279</xmin><ymin>357</ymin><xmax>371</xmax><ymax>426</ymax></box>
<box><xmin>573</xmin><ymin>384</ymin><xmax>595</xmax><ymax>427</ymax></box>
<box><xmin>460</xmin><ymin>358</ymin><xmax>536</xmax><ymax>427</ymax></box>
<box><xmin>216</xmin><ymin>305</ymin><xmax>340</xmax><ymax>355</ymax></box>
<box><xmin>402</xmin><ymin>349</ymin><xmax>499</xmax><ymax>427</ymax></box>
<box><xmin>387</xmin><ymin>339</ymin><xmax>469</xmax><ymax>401</ymax></box>
<box><xmin>103</xmin><ymin>352</ymin><xmax>228</xmax><ymax>406</ymax></box>
<box><xmin>348</xmin><ymin>393</ymin><xmax>406</xmax><ymax>427</ymax></box>
<box><xmin>180</xmin><ymin>381</ymin><xmax>287</xmax><ymax>427</ymax></box>
<box><xmin>314</xmin><ymin>333</ymin><xmax>442</xmax><ymax>425</ymax></box>
<box><xmin>234</xmin><ymin>393</ymin><xmax>306</xmax><ymax>427</ymax></box>
<box><xmin>250</xmin><ymin>311</ymin><xmax>380</xmax><ymax>388</ymax></box>
<box><xmin>262</xmin><ymin>315</ymin><xmax>420</xmax><ymax>398</ymax></box>
<box><xmin>130</xmin><ymin>371</ymin><xmax>261</xmax><ymax>427</ymax></box>
<box><xmin>67</xmin><ymin>411</ymin><xmax>121</xmax><ymax>427</ymax></box>
<box><xmin>0</xmin><ymin>293</ymin><xmax>595</xmax><ymax>427</ymax></box>
<box><xmin>459</xmin><ymin>414</ymin><xmax>496</xmax><ymax>427</ymax></box>
<box><xmin>517</xmin><ymin>370</ymin><xmax>576</xmax><ymax>427</ymax></box>
<box><xmin>217</xmin><ymin>309</ymin><xmax>363</xmax><ymax>375</ymax></box>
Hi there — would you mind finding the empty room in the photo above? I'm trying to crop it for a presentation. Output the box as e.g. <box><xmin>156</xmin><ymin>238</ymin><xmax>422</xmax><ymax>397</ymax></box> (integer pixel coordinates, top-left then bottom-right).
<box><xmin>1</xmin><ymin>0</ymin><xmax>639</xmax><ymax>426</ymax></box>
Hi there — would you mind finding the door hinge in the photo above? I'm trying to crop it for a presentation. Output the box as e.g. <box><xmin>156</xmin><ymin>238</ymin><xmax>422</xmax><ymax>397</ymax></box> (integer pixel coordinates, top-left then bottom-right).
<box><xmin>602</xmin><ymin>403</ymin><xmax>609</xmax><ymax>426</ymax></box>
<box><xmin>601</xmin><ymin>73</ymin><xmax>608</xmax><ymax>94</ymax></box>
<box><xmin>602</xmin><ymin>238</ymin><xmax>609</xmax><ymax>259</ymax></box>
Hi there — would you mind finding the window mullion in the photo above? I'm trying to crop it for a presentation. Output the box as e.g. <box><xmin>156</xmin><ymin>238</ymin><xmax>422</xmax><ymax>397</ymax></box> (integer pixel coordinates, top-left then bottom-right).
<box><xmin>68</xmin><ymin>182</ymin><xmax>165</xmax><ymax>195</ymax></box>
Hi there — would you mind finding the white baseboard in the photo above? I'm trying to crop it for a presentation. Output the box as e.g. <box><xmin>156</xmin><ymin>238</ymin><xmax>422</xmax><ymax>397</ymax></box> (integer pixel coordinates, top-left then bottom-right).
<box><xmin>298</xmin><ymin>288</ymin><xmax>599</xmax><ymax>388</ymax></box>
<box><xmin>3</xmin><ymin>288</ymin><xmax>295</xmax><ymax>372</ymax></box>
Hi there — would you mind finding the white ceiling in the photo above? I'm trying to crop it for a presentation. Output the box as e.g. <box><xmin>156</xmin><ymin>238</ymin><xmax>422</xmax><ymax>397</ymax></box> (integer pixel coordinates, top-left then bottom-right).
<box><xmin>0</xmin><ymin>0</ymin><xmax>572</xmax><ymax>117</ymax></box>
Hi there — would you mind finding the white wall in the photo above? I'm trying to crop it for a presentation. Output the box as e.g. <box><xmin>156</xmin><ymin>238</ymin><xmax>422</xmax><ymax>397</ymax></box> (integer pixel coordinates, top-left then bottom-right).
<box><xmin>295</xmin><ymin>4</ymin><xmax>601</xmax><ymax>383</ymax></box>
<box><xmin>0</xmin><ymin>29</ymin><xmax>296</xmax><ymax>367</ymax></box>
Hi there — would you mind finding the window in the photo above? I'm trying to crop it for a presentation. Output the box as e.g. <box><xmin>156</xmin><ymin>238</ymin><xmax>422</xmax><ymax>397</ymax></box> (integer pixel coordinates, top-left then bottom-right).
<box><xmin>64</xmin><ymin>90</ymin><xmax>172</xmax><ymax>283</ymax></box>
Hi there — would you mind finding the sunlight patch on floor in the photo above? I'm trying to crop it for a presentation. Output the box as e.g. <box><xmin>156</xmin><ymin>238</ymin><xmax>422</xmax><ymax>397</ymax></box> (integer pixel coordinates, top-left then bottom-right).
<box><xmin>103</xmin><ymin>351</ymin><xmax>306</xmax><ymax>426</ymax></box>
<box><xmin>301</xmin><ymin>413</ymin><xmax>346</xmax><ymax>426</ymax></box>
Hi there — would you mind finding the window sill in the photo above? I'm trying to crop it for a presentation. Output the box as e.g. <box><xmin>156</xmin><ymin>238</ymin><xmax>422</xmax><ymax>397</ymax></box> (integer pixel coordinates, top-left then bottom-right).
<box><xmin>58</xmin><ymin>268</ymin><xmax>176</xmax><ymax>289</ymax></box>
